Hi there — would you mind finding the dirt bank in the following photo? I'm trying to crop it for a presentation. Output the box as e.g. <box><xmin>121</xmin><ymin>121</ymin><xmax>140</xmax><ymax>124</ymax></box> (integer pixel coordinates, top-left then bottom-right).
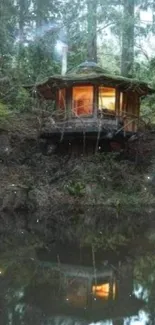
<box><xmin>0</xmin><ymin>112</ymin><xmax>154</xmax><ymax>244</ymax></box>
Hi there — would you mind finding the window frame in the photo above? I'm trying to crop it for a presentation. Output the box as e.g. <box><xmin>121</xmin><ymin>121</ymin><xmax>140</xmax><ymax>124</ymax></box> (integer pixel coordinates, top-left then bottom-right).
<box><xmin>71</xmin><ymin>84</ymin><xmax>95</xmax><ymax>118</ymax></box>
<box><xmin>97</xmin><ymin>86</ymin><xmax>117</xmax><ymax>113</ymax></box>
<box><xmin>56</xmin><ymin>85</ymin><xmax>121</xmax><ymax>119</ymax></box>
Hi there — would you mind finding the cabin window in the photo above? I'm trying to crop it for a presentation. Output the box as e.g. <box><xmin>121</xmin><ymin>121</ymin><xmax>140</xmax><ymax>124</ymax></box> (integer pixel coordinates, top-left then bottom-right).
<box><xmin>98</xmin><ymin>87</ymin><xmax>116</xmax><ymax>116</ymax></box>
<box><xmin>92</xmin><ymin>282</ymin><xmax>116</xmax><ymax>300</ymax></box>
<box><xmin>58</xmin><ymin>88</ymin><xmax>66</xmax><ymax>110</ymax></box>
<box><xmin>72</xmin><ymin>86</ymin><xmax>93</xmax><ymax>116</ymax></box>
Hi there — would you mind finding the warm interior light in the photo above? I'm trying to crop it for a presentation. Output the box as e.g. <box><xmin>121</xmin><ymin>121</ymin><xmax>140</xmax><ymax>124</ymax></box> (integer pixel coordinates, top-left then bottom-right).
<box><xmin>92</xmin><ymin>282</ymin><xmax>116</xmax><ymax>300</ymax></box>
<box><xmin>92</xmin><ymin>283</ymin><xmax>110</xmax><ymax>299</ymax></box>
<box><xmin>72</xmin><ymin>86</ymin><xmax>93</xmax><ymax>116</ymax></box>
<box><xmin>98</xmin><ymin>87</ymin><xmax>116</xmax><ymax>113</ymax></box>
<box><xmin>120</xmin><ymin>92</ymin><xmax>123</xmax><ymax>112</ymax></box>
<box><xmin>112</xmin><ymin>282</ymin><xmax>116</xmax><ymax>299</ymax></box>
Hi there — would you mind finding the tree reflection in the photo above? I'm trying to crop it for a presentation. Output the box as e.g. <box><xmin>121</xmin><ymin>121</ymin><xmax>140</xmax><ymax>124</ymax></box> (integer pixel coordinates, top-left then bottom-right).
<box><xmin>134</xmin><ymin>255</ymin><xmax>155</xmax><ymax>325</ymax></box>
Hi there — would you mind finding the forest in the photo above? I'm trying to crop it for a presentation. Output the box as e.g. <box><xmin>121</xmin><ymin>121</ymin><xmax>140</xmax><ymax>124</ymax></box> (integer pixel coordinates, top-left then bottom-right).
<box><xmin>1</xmin><ymin>0</ymin><xmax>155</xmax><ymax>110</ymax></box>
<box><xmin>1</xmin><ymin>1</ymin><xmax>155</xmax><ymax>324</ymax></box>
<box><xmin>1</xmin><ymin>0</ymin><xmax>155</xmax><ymax>206</ymax></box>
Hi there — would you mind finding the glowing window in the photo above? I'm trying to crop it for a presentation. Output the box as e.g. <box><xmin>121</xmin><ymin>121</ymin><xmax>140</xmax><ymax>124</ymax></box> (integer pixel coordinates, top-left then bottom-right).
<box><xmin>92</xmin><ymin>282</ymin><xmax>116</xmax><ymax>300</ymax></box>
<box><xmin>72</xmin><ymin>86</ymin><xmax>93</xmax><ymax>116</ymax></box>
<box><xmin>58</xmin><ymin>88</ymin><xmax>66</xmax><ymax>110</ymax></box>
<box><xmin>99</xmin><ymin>87</ymin><xmax>116</xmax><ymax>112</ymax></box>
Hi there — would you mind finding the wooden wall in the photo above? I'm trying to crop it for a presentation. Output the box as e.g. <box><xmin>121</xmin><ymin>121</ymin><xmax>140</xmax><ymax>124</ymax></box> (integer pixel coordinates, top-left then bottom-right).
<box><xmin>122</xmin><ymin>91</ymin><xmax>140</xmax><ymax>132</ymax></box>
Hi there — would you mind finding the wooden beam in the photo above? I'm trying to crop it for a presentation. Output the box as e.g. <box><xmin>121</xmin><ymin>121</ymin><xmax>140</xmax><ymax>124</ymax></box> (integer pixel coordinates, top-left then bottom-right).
<box><xmin>115</xmin><ymin>89</ymin><xmax>120</xmax><ymax>116</ymax></box>
<box><xmin>66</xmin><ymin>87</ymin><xmax>72</xmax><ymax>118</ymax></box>
<box><xmin>93</xmin><ymin>85</ymin><xmax>98</xmax><ymax>117</ymax></box>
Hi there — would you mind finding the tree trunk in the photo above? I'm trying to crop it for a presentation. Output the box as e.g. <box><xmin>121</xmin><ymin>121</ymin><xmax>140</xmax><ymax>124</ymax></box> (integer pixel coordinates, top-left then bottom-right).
<box><xmin>35</xmin><ymin>0</ymin><xmax>44</xmax><ymax>29</ymax></box>
<box><xmin>121</xmin><ymin>0</ymin><xmax>135</xmax><ymax>77</ymax></box>
<box><xmin>17</xmin><ymin>0</ymin><xmax>27</xmax><ymax>70</ymax></box>
<box><xmin>87</xmin><ymin>0</ymin><xmax>97</xmax><ymax>62</ymax></box>
<box><xmin>18</xmin><ymin>0</ymin><xmax>25</xmax><ymax>42</ymax></box>
<box><xmin>153</xmin><ymin>0</ymin><xmax>155</xmax><ymax>33</ymax></box>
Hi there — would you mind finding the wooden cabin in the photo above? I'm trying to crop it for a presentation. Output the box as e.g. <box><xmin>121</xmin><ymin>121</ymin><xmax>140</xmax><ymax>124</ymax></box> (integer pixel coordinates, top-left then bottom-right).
<box><xmin>26</xmin><ymin>61</ymin><xmax>154</xmax><ymax>152</ymax></box>
<box><xmin>23</xmin><ymin>259</ymin><xmax>144</xmax><ymax>323</ymax></box>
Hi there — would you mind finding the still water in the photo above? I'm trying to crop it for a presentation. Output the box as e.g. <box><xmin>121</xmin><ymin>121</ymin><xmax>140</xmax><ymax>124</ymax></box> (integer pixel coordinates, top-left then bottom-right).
<box><xmin>0</xmin><ymin>218</ymin><xmax>155</xmax><ymax>325</ymax></box>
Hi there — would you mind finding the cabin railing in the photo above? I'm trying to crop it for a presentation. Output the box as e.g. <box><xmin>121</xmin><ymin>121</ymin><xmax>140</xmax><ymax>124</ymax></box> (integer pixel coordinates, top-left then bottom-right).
<box><xmin>44</xmin><ymin>108</ymin><xmax>147</xmax><ymax>134</ymax></box>
<box><xmin>98</xmin><ymin>110</ymin><xmax>147</xmax><ymax>133</ymax></box>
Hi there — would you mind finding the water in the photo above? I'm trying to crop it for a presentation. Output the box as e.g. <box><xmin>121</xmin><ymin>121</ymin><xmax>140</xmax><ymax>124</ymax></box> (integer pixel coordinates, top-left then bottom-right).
<box><xmin>0</xmin><ymin>212</ymin><xmax>155</xmax><ymax>325</ymax></box>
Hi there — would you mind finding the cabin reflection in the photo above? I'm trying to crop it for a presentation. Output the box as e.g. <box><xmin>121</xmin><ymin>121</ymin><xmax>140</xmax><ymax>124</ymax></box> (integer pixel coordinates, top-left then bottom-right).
<box><xmin>23</xmin><ymin>260</ymin><xmax>144</xmax><ymax>323</ymax></box>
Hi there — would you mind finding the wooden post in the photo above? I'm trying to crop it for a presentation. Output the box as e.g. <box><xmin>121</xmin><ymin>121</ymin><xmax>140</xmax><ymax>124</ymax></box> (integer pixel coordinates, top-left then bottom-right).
<box><xmin>115</xmin><ymin>89</ymin><xmax>120</xmax><ymax>116</ymax></box>
<box><xmin>93</xmin><ymin>85</ymin><xmax>98</xmax><ymax>118</ymax></box>
<box><xmin>115</xmin><ymin>89</ymin><xmax>120</xmax><ymax>127</ymax></box>
<box><xmin>66</xmin><ymin>87</ymin><xmax>72</xmax><ymax>118</ymax></box>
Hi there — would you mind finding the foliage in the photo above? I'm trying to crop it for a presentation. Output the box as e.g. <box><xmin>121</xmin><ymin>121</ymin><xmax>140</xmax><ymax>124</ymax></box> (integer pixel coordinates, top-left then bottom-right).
<box><xmin>1</xmin><ymin>3</ymin><xmax>155</xmax><ymax>323</ymax></box>
<box><xmin>1</xmin><ymin>0</ymin><xmax>155</xmax><ymax>101</ymax></box>
<box><xmin>84</xmin><ymin>229</ymin><xmax>129</xmax><ymax>250</ymax></box>
<box><xmin>65</xmin><ymin>181</ymin><xmax>86</xmax><ymax>197</ymax></box>
<box><xmin>141</xmin><ymin>94</ymin><xmax>155</xmax><ymax>123</ymax></box>
<box><xmin>0</xmin><ymin>102</ymin><xmax>11</xmax><ymax>120</ymax></box>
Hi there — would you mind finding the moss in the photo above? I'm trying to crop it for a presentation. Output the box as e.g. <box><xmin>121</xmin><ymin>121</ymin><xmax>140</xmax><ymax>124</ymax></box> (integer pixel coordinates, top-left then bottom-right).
<box><xmin>24</xmin><ymin>71</ymin><xmax>154</xmax><ymax>95</ymax></box>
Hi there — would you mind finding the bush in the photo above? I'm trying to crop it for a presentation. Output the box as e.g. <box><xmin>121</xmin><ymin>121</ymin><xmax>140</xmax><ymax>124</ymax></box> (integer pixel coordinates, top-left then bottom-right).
<box><xmin>0</xmin><ymin>102</ymin><xmax>11</xmax><ymax>121</ymax></box>
<box><xmin>6</xmin><ymin>86</ymin><xmax>32</xmax><ymax>112</ymax></box>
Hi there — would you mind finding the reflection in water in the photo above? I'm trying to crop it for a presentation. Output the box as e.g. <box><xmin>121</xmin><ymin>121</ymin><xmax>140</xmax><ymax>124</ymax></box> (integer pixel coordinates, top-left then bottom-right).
<box><xmin>89</xmin><ymin>321</ymin><xmax>112</xmax><ymax>325</ymax></box>
<box><xmin>0</xmin><ymin>247</ymin><xmax>144</xmax><ymax>325</ymax></box>
<box><xmin>124</xmin><ymin>311</ymin><xmax>149</xmax><ymax>324</ymax></box>
<box><xmin>23</xmin><ymin>255</ymin><xmax>143</xmax><ymax>323</ymax></box>
<box><xmin>92</xmin><ymin>282</ymin><xmax>116</xmax><ymax>299</ymax></box>
<box><xmin>1</xmin><ymin>222</ymin><xmax>155</xmax><ymax>325</ymax></box>
<box><xmin>91</xmin><ymin>312</ymin><xmax>149</xmax><ymax>325</ymax></box>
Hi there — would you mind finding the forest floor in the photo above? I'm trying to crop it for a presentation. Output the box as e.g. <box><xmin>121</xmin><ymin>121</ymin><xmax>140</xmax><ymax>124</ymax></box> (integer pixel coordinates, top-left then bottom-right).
<box><xmin>0</xmin><ymin>111</ymin><xmax>155</xmax><ymax>249</ymax></box>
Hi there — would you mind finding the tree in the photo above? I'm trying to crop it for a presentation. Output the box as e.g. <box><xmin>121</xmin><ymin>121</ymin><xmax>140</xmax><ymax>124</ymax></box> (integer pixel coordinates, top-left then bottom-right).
<box><xmin>0</xmin><ymin>0</ymin><xmax>16</xmax><ymax>76</ymax></box>
<box><xmin>87</xmin><ymin>0</ymin><xmax>97</xmax><ymax>61</ymax></box>
<box><xmin>121</xmin><ymin>0</ymin><xmax>135</xmax><ymax>77</ymax></box>
<box><xmin>152</xmin><ymin>0</ymin><xmax>155</xmax><ymax>32</ymax></box>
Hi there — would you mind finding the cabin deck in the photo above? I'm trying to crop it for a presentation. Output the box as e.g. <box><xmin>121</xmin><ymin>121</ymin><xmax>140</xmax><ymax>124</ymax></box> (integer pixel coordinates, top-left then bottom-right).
<box><xmin>40</xmin><ymin>116</ymin><xmax>134</xmax><ymax>141</ymax></box>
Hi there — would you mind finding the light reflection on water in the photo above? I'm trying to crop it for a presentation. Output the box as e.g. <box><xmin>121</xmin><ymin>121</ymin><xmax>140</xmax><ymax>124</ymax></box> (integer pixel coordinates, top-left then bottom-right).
<box><xmin>88</xmin><ymin>310</ymin><xmax>149</xmax><ymax>325</ymax></box>
<box><xmin>124</xmin><ymin>311</ymin><xmax>149</xmax><ymax>324</ymax></box>
<box><xmin>88</xmin><ymin>311</ymin><xmax>149</xmax><ymax>325</ymax></box>
<box><xmin>1</xmin><ymin>225</ymin><xmax>155</xmax><ymax>325</ymax></box>
<box><xmin>89</xmin><ymin>321</ymin><xmax>112</xmax><ymax>325</ymax></box>
<box><xmin>134</xmin><ymin>285</ymin><xmax>148</xmax><ymax>302</ymax></box>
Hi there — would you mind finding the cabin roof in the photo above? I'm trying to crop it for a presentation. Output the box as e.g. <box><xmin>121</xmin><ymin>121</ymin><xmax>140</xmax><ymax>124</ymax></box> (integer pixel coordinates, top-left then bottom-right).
<box><xmin>67</xmin><ymin>60</ymin><xmax>109</xmax><ymax>75</ymax></box>
<box><xmin>28</xmin><ymin>72</ymin><xmax>153</xmax><ymax>88</ymax></box>
<box><xmin>24</xmin><ymin>61</ymin><xmax>155</xmax><ymax>98</ymax></box>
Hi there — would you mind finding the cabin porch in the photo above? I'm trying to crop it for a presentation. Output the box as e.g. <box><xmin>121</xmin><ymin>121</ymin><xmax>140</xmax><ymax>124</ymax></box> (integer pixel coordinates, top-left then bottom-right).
<box><xmin>41</xmin><ymin>112</ymin><xmax>142</xmax><ymax>141</ymax></box>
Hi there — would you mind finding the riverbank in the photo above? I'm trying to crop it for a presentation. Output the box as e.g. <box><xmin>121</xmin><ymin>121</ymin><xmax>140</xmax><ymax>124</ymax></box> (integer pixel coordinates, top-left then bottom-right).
<box><xmin>0</xmin><ymin>112</ymin><xmax>155</xmax><ymax>238</ymax></box>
